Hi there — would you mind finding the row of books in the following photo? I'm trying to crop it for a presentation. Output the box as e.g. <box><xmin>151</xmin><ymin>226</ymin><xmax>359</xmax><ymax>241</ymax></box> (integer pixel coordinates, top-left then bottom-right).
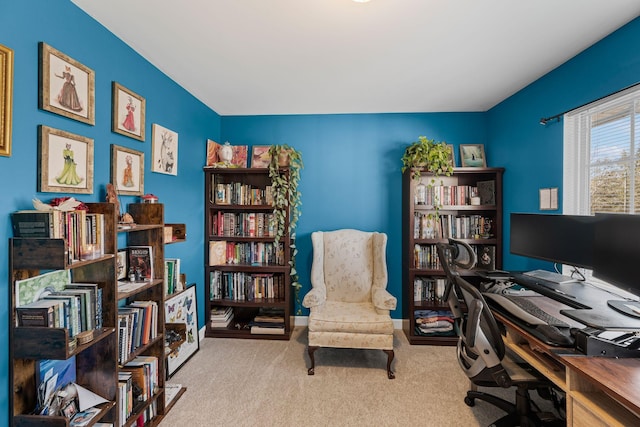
<box><xmin>414</xmin><ymin>277</ymin><xmax>447</xmax><ymax>303</ymax></box>
<box><xmin>209</xmin><ymin>271</ymin><xmax>286</xmax><ymax>301</ymax></box>
<box><xmin>413</xmin><ymin>244</ymin><xmax>443</xmax><ymax>270</ymax></box>
<box><xmin>118</xmin><ymin>356</ymin><xmax>159</xmax><ymax>426</ymax></box>
<box><xmin>413</xmin><ymin>213</ymin><xmax>493</xmax><ymax>240</ymax></box>
<box><xmin>249</xmin><ymin>308</ymin><xmax>285</xmax><ymax>335</ymax></box>
<box><xmin>209</xmin><ymin>306</ymin><xmax>234</xmax><ymax>328</ymax></box>
<box><xmin>118</xmin><ymin>301</ymin><xmax>158</xmax><ymax>364</ymax></box>
<box><xmin>16</xmin><ymin>283</ymin><xmax>102</xmax><ymax>337</ymax></box>
<box><xmin>164</xmin><ymin>258</ymin><xmax>182</xmax><ymax>295</ymax></box>
<box><xmin>415</xmin><ymin>180</ymin><xmax>495</xmax><ymax>207</ymax></box>
<box><xmin>208</xmin><ymin>240</ymin><xmax>284</xmax><ymax>266</ymax></box>
<box><xmin>212</xmin><ymin>181</ymin><xmax>274</xmax><ymax>206</ymax></box>
<box><xmin>211</xmin><ymin>211</ymin><xmax>276</xmax><ymax>238</ymax></box>
<box><xmin>11</xmin><ymin>209</ymin><xmax>105</xmax><ymax>262</ymax></box>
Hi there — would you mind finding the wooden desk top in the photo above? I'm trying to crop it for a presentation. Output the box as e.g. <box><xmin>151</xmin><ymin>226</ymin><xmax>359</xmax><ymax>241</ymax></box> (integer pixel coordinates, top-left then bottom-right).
<box><xmin>561</xmin><ymin>356</ymin><xmax>640</xmax><ymax>416</ymax></box>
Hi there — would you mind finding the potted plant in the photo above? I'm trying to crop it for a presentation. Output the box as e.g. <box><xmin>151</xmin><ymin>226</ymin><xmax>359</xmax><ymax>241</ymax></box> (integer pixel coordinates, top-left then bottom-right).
<box><xmin>268</xmin><ymin>144</ymin><xmax>303</xmax><ymax>313</ymax></box>
<box><xmin>401</xmin><ymin>136</ymin><xmax>454</xmax><ymax>226</ymax></box>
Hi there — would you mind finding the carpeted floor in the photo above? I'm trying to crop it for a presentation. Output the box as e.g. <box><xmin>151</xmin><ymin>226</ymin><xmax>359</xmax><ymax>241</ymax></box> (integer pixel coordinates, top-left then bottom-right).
<box><xmin>159</xmin><ymin>327</ymin><xmax>544</xmax><ymax>426</ymax></box>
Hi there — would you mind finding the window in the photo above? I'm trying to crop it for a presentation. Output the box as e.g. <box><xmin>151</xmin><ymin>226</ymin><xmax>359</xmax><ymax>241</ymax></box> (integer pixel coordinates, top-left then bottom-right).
<box><xmin>564</xmin><ymin>85</ymin><xmax>640</xmax><ymax>215</ymax></box>
<box><xmin>563</xmin><ymin>85</ymin><xmax>640</xmax><ymax>289</ymax></box>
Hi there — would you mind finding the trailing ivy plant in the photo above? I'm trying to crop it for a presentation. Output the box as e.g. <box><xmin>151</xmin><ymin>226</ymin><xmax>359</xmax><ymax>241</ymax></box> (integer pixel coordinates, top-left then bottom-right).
<box><xmin>268</xmin><ymin>144</ymin><xmax>303</xmax><ymax>314</ymax></box>
<box><xmin>401</xmin><ymin>136</ymin><xmax>454</xmax><ymax>220</ymax></box>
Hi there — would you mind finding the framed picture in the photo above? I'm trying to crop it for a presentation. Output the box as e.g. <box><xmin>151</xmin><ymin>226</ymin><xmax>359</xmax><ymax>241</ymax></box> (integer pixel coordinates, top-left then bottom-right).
<box><xmin>460</xmin><ymin>144</ymin><xmax>487</xmax><ymax>167</ymax></box>
<box><xmin>206</xmin><ymin>139</ymin><xmax>221</xmax><ymax>166</ymax></box>
<box><xmin>251</xmin><ymin>145</ymin><xmax>271</xmax><ymax>168</ymax></box>
<box><xmin>111</xmin><ymin>144</ymin><xmax>144</xmax><ymax>196</ymax></box>
<box><xmin>112</xmin><ymin>82</ymin><xmax>145</xmax><ymax>141</ymax></box>
<box><xmin>38</xmin><ymin>125</ymin><xmax>94</xmax><ymax>194</ymax></box>
<box><xmin>165</xmin><ymin>284</ymin><xmax>199</xmax><ymax>378</ymax></box>
<box><xmin>445</xmin><ymin>143</ymin><xmax>455</xmax><ymax>168</ymax></box>
<box><xmin>38</xmin><ymin>42</ymin><xmax>95</xmax><ymax>125</ymax></box>
<box><xmin>116</xmin><ymin>249</ymin><xmax>128</xmax><ymax>280</ymax></box>
<box><xmin>0</xmin><ymin>43</ymin><xmax>13</xmax><ymax>157</ymax></box>
<box><xmin>151</xmin><ymin>124</ymin><xmax>178</xmax><ymax>175</ymax></box>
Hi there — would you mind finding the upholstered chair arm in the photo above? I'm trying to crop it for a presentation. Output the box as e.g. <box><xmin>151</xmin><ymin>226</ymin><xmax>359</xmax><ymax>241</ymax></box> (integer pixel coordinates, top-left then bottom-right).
<box><xmin>372</xmin><ymin>288</ymin><xmax>397</xmax><ymax>311</ymax></box>
<box><xmin>302</xmin><ymin>287</ymin><xmax>326</xmax><ymax>308</ymax></box>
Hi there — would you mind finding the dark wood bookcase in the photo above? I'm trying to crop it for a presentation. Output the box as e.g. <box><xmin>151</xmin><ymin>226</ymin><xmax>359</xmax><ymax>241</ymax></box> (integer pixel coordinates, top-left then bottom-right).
<box><xmin>402</xmin><ymin>167</ymin><xmax>504</xmax><ymax>345</ymax></box>
<box><xmin>8</xmin><ymin>202</ymin><xmax>182</xmax><ymax>426</ymax></box>
<box><xmin>204</xmin><ymin>167</ymin><xmax>292</xmax><ymax>340</ymax></box>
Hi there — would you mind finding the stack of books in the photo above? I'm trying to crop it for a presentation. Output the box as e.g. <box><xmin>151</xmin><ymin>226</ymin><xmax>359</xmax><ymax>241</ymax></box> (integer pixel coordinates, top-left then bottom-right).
<box><xmin>249</xmin><ymin>308</ymin><xmax>285</xmax><ymax>335</ymax></box>
<box><xmin>209</xmin><ymin>306</ymin><xmax>233</xmax><ymax>328</ymax></box>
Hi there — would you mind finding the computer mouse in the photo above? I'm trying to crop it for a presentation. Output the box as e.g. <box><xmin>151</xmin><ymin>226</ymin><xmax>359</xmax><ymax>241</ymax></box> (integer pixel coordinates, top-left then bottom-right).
<box><xmin>535</xmin><ymin>324</ymin><xmax>575</xmax><ymax>347</ymax></box>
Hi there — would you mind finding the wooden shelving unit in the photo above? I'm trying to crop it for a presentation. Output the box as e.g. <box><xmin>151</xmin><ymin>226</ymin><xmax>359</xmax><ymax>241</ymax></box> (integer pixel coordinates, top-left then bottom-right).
<box><xmin>402</xmin><ymin>167</ymin><xmax>504</xmax><ymax>345</ymax></box>
<box><xmin>204</xmin><ymin>167</ymin><xmax>292</xmax><ymax>340</ymax></box>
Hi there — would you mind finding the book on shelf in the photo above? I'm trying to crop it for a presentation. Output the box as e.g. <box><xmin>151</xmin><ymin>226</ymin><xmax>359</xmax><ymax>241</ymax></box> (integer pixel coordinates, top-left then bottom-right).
<box><xmin>250</xmin><ymin>324</ymin><xmax>285</xmax><ymax>335</ymax></box>
<box><xmin>165</xmin><ymin>258</ymin><xmax>181</xmax><ymax>295</ymax></box>
<box><xmin>249</xmin><ymin>307</ymin><xmax>285</xmax><ymax>334</ymax></box>
<box><xmin>66</xmin><ymin>283</ymin><xmax>102</xmax><ymax>329</ymax></box>
<box><xmin>476</xmin><ymin>245</ymin><xmax>496</xmax><ymax>270</ymax></box>
<box><xmin>477</xmin><ymin>180</ymin><xmax>496</xmax><ymax>205</ymax></box>
<box><xmin>209</xmin><ymin>305</ymin><xmax>233</xmax><ymax>328</ymax></box>
<box><xmin>16</xmin><ymin>299</ymin><xmax>59</xmax><ymax>327</ymax></box>
<box><xmin>11</xmin><ymin>210</ymin><xmax>63</xmax><ymax>238</ymax></box>
<box><xmin>15</xmin><ymin>269</ymin><xmax>70</xmax><ymax>308</ymax></box>
<box><xmin>128</xmin><ymin>246</ymin><xmax>154</xmax><ymax>281</ymax></box>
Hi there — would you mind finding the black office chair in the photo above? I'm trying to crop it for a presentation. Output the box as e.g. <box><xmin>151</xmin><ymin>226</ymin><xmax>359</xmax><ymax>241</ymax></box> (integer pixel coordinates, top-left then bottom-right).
<box><xmin>436</xmin><ymin>239</ymin><xmax>563</xmax><ymax>427</ymax></box>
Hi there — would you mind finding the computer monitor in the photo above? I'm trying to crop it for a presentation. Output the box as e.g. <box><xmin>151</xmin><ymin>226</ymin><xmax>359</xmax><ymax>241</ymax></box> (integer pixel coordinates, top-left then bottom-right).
<box><xmin>593</xmin><ymin>213</ymin><xmax>640</xmax><ymax>318</ymax></box>
<box><xmin>510</xmin><ymin>213</ymin><xmax>597</xmax><ymax>269</ymax></box>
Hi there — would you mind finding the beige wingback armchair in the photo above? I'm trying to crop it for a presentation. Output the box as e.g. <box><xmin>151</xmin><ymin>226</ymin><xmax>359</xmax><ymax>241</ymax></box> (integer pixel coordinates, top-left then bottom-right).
<box><xmin>302</xmin><ymin>229</ymin><xmax>397</xmax><ymax>379</ymax></box>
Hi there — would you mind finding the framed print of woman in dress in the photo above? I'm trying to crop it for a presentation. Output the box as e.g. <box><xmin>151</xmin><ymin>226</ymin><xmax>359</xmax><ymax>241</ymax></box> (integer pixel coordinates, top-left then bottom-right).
<box><xmin>112</xmin><ymin>82</ymin><xmax>146</xmax><ymax>141</ymax></box>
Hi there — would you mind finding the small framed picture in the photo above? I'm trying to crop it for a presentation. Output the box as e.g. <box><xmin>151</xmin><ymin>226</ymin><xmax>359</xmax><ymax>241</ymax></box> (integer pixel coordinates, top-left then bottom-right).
<box><xmin>0</xmin><ymin>43</ymin><xmax>13</xmax><ymax>157</ymax></box>
<box><xmin>251</xmin><ymin>145</ymin><xmax>271</xmax><ymax>168</ymax></box>
<box><xmin>206</xmin><ymin>139</ymin><xmax>221</xmax><ymax>166</ymax></box>
<box><xmin>460</xmin><ymin>144</ymin><xmax>486</xmax><ymax>167</ymax></box>
<box><xmin>151</xmin><ymin>124</ymin><xmax>178</xmax><ymax>175</ymax></box>
<box><xmin>111</xmin><ymin>144</ymin><xmax>144</xmax><ymax>196</ymax></box>
<box><xmin>445</xmin><ymin>143</ymin><xmax>455</xmax><ymax>168</ymax></box>
<box><xmin>112</xmin><ymin>82</ymin><xmax>145</xmax><ymax>141</ymax></box>
<box><xmin>116</xmin><ymin>249</ymin><xmax>128</xmax><ymax>280</ymax></box>
<box><xmin>38</xmin><ymin>125</ymin><xmax>94</xmax><ymax>194</ymax></box>
<box><xmin>38</xmin><ymin>42</ymin><xmax>95</xmax><ymax>125</ymax></box>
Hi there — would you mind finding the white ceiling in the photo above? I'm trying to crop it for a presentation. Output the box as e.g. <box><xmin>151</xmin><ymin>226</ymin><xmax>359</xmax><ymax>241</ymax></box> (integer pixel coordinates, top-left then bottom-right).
<box><xmin>71</xmin><ymin>0</ymin><xmax>640</xmax><ymax>116</ymax></box>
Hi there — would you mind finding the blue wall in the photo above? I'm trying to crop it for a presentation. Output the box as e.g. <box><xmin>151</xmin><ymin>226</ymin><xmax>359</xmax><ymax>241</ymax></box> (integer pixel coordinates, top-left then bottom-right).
<box><xmin>0</xmin><ymin>0</ymin><xmax>220</xmax><ymax>415</ymax></box>
<box><xmin>2</xmin><ymin>0</ymin><xmax>640</xmax><ymax>420</ymax></box>
<box><xmin>489</xmin><ymin>17</ymin><xmax>640</xmax><ymax>272</ymax></box>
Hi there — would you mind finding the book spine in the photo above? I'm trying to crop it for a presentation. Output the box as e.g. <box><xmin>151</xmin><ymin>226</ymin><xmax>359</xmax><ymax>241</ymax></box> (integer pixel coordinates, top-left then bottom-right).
<box><xmin>16</xmin><ymin>307</ymin><xmax>55</xmax><ymax>327</ymax></box>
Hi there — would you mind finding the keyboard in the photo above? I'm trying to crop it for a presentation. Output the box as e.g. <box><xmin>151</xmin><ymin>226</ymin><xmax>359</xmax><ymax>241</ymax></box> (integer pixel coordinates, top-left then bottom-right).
<box><xmin>483</xmin><ymin>293</ymin><xmax>568</xmax><ymax>327</ymax></box>
<box><xmin>523</xmin><ymin>269</ymin><xmax>578</xmax><ymax>284</ymax></box>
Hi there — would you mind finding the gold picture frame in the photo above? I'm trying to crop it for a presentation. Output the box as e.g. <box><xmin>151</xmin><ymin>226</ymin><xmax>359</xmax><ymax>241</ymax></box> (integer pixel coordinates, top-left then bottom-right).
<box><xmin>0</xmin><ymin>43</ymin><xmax>13</xmax><ymax>157</ymax></box>
<box><xmin>111</xmin><ymin>144</ymin><xmax>144</xmax><ymax>196</ymax></box>
<box><xmin>460</xmin><ymin>144</ymin><xmax>487</xmax><ymax>167</ymax></box>
<box><xmin>39</xmin><ymin>42</ymin><xmax>95</xmax><ymax>125</ymax></box>
<box><xmin>38</xmin><ymin>125</ymin><xmax>94</xmax><ymax>194</ymax></box>
<box><xmin>112</xmin><ymin>82</ymin><xmax>145</xmax><ymax>141</ymax></box>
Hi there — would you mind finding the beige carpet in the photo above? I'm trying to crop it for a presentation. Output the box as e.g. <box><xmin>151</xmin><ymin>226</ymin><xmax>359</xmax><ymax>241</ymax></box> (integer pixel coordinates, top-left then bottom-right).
<box><xmin>159</xmin><ymin>327</ymin><xmax>534</xmax><ymax>426</ymax></box>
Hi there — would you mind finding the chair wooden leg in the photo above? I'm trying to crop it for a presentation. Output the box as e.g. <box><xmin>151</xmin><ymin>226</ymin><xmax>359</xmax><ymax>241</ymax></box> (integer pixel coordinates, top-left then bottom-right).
<box><xmin>307</xmin><ymin>346</ymin><xmax>318</xmax><ymax>375</ymax></box>
<box><xmin>384</xmin><ymin>349</ymin><xmax>395</xmax><ymax>379</ymax></box>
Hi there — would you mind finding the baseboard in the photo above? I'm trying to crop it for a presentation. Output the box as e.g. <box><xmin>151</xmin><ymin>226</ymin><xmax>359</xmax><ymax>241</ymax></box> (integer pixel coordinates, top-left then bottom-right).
<box><xmin>293</xmin><ymin>316</ymin><xmax>403</xmax><ymax>330</ymax></box>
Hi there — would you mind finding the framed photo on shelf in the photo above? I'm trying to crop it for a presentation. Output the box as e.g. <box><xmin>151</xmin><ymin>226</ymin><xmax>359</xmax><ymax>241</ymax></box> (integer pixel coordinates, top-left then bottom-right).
<box><xmin>38</xmin><ymin>125</ymin><xmax>94</xmax><ymax>194</ymax></box>
<box><xmin>151</xmin><ymin>123</ymin><xmax>178</xmax><ymax>175</ymax></box>
<box><xmin>251</xmin><ymin>145</ymin><xmax>271</xmax><ymax>168</ymax></box>
<box><xmin>38</xmin><ymin>42</ymin><xmax>95</xmax><ymax>125</ymax></box>
<box><xmin>460</xmin><ymin>144</ymin><xmax>486</xmax><ymax>167</ymax></box>
<box><xmin>111</xmin><ymin>144</ymin><xmax>144</xmax><ymax>196</ymax></box>
<box><xmin>0</xmin><ymin>43</ymin><xmax>13</xmax><ymax>157</ymax></box>
<box><xmin>116</xmin><ymin>249</ymin><xmax>128</xmax><ymax>280</ymax></box>
<box><xmin>165</xmin><ymin>284</ymin><xmax>199</xmax><ymax>378</ymax></box>
<box><xmin>112</xmin><ymin>82</ymin><xmax>145</xmax><ymax>141</ymax></box>
<box><xmin>445</xmin><ymin>143</ymin><xmax>455</xmax><ymax>168</ymax></box>
<box><xmin>206</xmin><ymin>139</ymin><xmax>221</xmax><ymax>166</ymax></box>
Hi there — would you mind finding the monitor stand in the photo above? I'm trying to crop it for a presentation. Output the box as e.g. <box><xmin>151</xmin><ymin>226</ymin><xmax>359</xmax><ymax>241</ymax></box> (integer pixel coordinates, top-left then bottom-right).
<box><xmin>608</xmin><ymin>300</ymin><xmax>640</xmax><ymax>319</ymax></box>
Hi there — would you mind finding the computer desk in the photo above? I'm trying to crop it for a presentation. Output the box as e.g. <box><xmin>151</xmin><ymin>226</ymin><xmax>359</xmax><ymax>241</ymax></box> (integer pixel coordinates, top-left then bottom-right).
<box><xmin>492</xmin><ymin>297</ymin><xmax>640</xmax><ymax>426</ymax></box>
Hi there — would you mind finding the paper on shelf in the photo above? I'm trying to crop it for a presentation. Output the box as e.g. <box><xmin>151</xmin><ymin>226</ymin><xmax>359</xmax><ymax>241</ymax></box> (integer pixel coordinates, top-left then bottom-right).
<box><xmin>74</xmin><ymin>383</ymin><xmax>108</xmax><ymax>412</ymax></box>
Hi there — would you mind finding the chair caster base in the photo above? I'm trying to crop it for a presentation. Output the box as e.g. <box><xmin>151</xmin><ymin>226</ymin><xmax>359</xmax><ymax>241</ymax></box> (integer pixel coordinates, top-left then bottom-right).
<box><xmin>308</xmin><ymin>368</ymin><xmax>315</xmax><ymax>375</ymax></box>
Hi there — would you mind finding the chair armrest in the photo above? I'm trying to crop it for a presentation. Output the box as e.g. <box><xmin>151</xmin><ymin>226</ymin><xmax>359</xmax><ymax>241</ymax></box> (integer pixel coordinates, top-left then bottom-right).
<box><xmin>372</xmin><ymin>288</ymin><xmax>397</xmax><ymax>311</ymax></box>
<box><xmin>302</xmin><ymin>287</ymin><xmax>326</xmax><ymax>308</ymax></box>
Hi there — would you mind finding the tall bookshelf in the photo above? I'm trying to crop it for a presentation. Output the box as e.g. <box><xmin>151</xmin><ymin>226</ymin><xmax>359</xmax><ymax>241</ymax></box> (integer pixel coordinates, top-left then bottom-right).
<box><xmin>204</xmin><ymin>167</ymin><xmax>292</xmax><ymax>340</ymax></box>
<box><xmin>9</xmin><ymin>202</ymin><xmax>119</xmax><ymax>426</ymax></box>
<box><xmin>402</xmin><ymin>167</ymin><xmax>504</xmax><ymax>345</ymax></box>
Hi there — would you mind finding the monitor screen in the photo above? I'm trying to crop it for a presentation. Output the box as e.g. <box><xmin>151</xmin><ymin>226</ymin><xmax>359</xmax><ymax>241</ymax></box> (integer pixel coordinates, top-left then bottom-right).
<box><xmin>593</xmin><ymin>213</ymin><xmax>640</xmax><ymax>299</ymax></box>
<box><xmin>510</xmin><ymin>213</ymin><xmax>597</xmax><ymax>269</ymax></box>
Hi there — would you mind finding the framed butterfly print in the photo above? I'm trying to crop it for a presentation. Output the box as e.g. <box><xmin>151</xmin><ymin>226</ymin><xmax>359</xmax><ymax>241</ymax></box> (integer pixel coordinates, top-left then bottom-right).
<box><xmin>164</xmin><ymin>284</ymin><xmax>199</xmax><ymax>378</ymax></box>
